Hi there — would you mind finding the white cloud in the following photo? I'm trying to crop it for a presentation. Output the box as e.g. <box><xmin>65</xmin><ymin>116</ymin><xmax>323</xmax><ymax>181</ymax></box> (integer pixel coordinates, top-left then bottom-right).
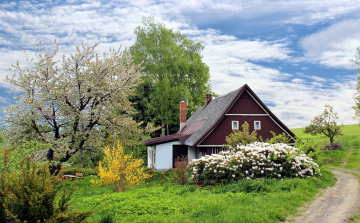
<box><xmin>204</xmin><ymin>48</ymin><xmax>357</xmax><ymax>128</ymax></box>
<box><xmin>300</xmin><ymin>19</ymin><xmax>360</xmax><ymax>69</ymax></box>
<box><xmin>0</xmin><ymin>96</ymin><xmax>7</xmax><ymax>104</ymax></box>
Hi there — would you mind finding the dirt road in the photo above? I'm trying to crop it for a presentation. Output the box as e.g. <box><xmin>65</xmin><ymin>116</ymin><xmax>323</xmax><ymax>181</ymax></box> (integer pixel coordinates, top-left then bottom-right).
<box><xmin>290</xmin><ymin>169</ymin><xmax>360</xmax><ymax>223</ymax></box>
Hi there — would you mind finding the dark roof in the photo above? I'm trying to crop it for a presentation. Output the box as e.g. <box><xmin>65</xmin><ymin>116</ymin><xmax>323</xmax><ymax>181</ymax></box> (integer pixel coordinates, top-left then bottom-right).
<box><xmin>143</xmin><ymin>133</ymin><xmax>191</xmax><ymax>146</ymax></box>
<box><xmin>183</xmin><ymin>86</ymin><xmax>246</xmax><ymax>146</ymax></box>
<box><xmin>143</xmin><ymin>84</ymin><xmax>296</xmax><ymax>147</ymax></box>
<box><xmin>143</xmin><ymin>119</ymin><xmax>205</xmax><ymax>146</ymax></box>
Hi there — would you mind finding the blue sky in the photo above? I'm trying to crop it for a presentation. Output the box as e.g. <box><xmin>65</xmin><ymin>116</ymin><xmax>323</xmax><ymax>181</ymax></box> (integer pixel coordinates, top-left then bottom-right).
<box><xmin>1</xmin><ymin>0</ymin><xmax>360</xmax><ymax>128</ymax></box>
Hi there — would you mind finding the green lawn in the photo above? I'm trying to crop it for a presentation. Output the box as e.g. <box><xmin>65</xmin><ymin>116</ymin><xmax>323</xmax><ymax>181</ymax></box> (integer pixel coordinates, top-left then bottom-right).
<box><xmin>64</xmin><ymin>170</ymin><xmax>335</xmax><ymax>223</ymax></box>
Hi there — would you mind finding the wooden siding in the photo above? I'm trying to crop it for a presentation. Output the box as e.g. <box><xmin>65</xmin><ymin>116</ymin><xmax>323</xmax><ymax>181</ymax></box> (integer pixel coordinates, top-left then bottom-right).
<box><xmin>227</xmin><ymin>91</ymin><xmax>266</xmax><ymax>114</ymax></box>
<box><xmin>199</xmin><ymin>116</ymin><xmax>286</xmax><ymax>145</ymax></box>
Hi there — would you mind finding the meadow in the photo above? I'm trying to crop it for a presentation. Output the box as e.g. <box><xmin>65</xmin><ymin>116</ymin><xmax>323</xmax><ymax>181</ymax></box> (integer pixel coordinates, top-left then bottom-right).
<box><xmin>1</xmin><ymin>124</ymin><xmax>360</xmax><ymax>222</ymax></box>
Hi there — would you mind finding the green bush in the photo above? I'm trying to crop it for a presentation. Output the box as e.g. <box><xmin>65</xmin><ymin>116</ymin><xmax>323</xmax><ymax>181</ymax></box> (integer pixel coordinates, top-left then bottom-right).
<box><xmin>60</xmin><ymin>167</ymin><xmax>99</xmax><ymax>176</ymax></box>
<box><xmin>0</xmin><ymin>158</ymin><xmax>93</xmax><ymax>222</ymax></box>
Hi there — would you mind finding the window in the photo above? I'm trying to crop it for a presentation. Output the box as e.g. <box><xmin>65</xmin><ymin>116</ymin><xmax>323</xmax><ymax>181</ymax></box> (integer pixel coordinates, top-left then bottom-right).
<box><xmin>211</xmin><ymin>147</ymin><xmax>225</xmax><ymax>154</ymax></box>
<box><xmin>232</xmin><ymin>121</ymin><xmax>239</xmax><ymax>130</ymax></box>
<box><xmin>254</xmin><ymin>121</ymin><xmax>261</xmax><ymax>130</ymax></box>
<box><xmin>153</xmin><ymin>152</ymin><xmax>156</xmax><ymax>164</ymax></box>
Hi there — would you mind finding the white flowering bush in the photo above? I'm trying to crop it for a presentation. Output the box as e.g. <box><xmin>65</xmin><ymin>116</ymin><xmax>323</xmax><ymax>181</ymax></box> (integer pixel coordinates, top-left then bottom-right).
<box><xmin>189</xmin><ymin>142</ymin><xmax>320</xmax><ymax>185</ymax></box>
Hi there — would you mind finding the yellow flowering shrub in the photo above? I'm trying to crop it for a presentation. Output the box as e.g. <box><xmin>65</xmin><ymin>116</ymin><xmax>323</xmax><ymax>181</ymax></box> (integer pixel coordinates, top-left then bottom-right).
<box><xmin>91</xmin><ymin>143</ymin><xmax>149</xmax><ymax>191</ymax></box>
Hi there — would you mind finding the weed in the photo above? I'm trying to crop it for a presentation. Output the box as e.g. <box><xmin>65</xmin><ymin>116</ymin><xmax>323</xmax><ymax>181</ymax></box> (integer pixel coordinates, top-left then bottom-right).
<box><xmin>170</xmin><ymin>155</ymin><xmax>189</xmax><ymax>185</ymax></box>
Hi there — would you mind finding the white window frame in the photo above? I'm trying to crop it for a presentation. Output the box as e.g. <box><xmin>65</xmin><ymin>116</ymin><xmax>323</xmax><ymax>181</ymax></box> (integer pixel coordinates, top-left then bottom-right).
<box><xmin>232</xmin><ymin>121</ymin><xmax>239</xmax><ymax>130</ymax></box>
<box><xmin>254</xmin><ymin>121</ymin><xmax>261</xmax><ymax>130</ymax></box>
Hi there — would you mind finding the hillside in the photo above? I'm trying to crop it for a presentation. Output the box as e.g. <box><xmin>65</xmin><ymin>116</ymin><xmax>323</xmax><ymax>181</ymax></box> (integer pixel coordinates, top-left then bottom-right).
<box><xmin>292</xmin><ymin>124</ymin><xmax>360</xmax><ymax>170</ymax></box>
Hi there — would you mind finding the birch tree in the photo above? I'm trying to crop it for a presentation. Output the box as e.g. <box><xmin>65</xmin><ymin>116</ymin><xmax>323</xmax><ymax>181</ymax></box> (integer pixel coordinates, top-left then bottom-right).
<box><xmin>130</xmin><ymin>16</ymin><xmax>212</xmax><ymax>136</ymax></box>
<box><xmin>1</xmin><ymin>41</ymin><xmax>155</xmax><ymax>174</ymax></box>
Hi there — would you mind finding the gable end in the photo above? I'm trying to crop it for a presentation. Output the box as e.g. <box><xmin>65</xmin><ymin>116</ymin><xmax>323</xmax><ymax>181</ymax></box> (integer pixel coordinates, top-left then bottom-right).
<box><xmin>195</xmin><ymin>85</ymin><xmax>295</xmax><ymax>146</ymax></box>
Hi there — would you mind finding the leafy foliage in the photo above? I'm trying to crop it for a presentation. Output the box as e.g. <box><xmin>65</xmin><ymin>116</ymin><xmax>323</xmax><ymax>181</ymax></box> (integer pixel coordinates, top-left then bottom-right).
<box><xmin>304</xmin><ymin>104</ymin><xmax>343</xmax><ymax>150</ymax></box>
<box><xmin>268</xmin><ymin>131</ymin><xmax>292</xmax><ymax>144</ymax></box>
<box><xmin>0</xmin><ymin>158</ymin><xmax>92</xmax><ymax>222</ymax></box>
<box><xmin>189</xmin><ymin>142</ymin><xmax>320</xmax><ymax>185</ymax></box>
<box><xmin>1</xmin><ymin>41</ymin><xmax>156</xmax><ymax>171</ymax></box>
<box><xmin>130</xmin><ymin>16</ymin><xmax>212</xmax><ymax>136</ymax></box>
<box><xmin>224</xmin><ymin>121</ymin><xmax>259</xmax><ymax>148</ymax></box>
<box><xmin>0</xmin><ymin>140</ymin><xmax>49</xmax><ymax>174</ymax></box>
<box><xmin>91</xmin><ymin>143</ymin><xmax>149</xmax><ymax>191</ymax></box>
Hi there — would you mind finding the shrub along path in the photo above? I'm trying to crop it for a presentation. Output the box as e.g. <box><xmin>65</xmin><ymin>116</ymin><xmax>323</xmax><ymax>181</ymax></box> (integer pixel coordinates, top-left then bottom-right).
<box><xmin>290</xmin><ymin>169</ymin><xmax>360</xmax><ymax>223</ymax></box>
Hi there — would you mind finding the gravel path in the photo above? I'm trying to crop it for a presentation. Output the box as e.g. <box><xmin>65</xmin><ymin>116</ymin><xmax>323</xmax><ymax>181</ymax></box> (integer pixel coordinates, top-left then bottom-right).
<box><xmin>291</xmin><ymin>169</ymin><xmax>360</xmax><ymax>223</ymax></box>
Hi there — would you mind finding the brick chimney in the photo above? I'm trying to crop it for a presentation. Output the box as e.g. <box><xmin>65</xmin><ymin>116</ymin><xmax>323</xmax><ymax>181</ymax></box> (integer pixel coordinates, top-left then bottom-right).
<box><xmin>205</xmin><ymin>94</ymin><xmax>212</xmax><ymax>106</ymax></box>
<box><xmin>180</xmin><ymin>101</ymin><xmax>186</xmax><ymax>131</ymax></box>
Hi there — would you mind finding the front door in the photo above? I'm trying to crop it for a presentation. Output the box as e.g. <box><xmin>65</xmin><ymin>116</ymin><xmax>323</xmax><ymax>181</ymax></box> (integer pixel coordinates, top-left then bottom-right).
<box><xmin>172</xmin><ymin>145</ymin><xmax>188</xmax><ymax>168</ymax></box>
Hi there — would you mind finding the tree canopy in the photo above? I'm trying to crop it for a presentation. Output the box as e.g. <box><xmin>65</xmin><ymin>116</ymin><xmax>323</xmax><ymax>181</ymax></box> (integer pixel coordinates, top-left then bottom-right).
<box><xmin>303</xmin><ymin>104</ymin><xmax>343</xmax><ymax>150</ymax></box>
<box><xmin>1</xmin><ymin>41</ymin><xmax>155</xmax><ymax>173</ymax></box>
<box><xmin>130</xmin><ymin>16</ymin><xmax>212</xmax><ymax>136</ymax></box>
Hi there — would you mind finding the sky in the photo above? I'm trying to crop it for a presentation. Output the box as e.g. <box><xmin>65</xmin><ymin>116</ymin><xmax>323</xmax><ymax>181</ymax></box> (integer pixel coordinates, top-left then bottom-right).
<box><xmin>1</xmin><ymin>0</ymin><xmax>360</xmax><ymax>129</ymax></box>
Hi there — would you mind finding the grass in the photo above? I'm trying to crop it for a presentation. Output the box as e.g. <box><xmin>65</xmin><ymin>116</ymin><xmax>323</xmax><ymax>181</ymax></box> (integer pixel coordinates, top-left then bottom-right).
<box><xmin>63</xmin><ymin>170</ymin><xmax>335</xmax><ymax>223</ymax></box>
<box><xmin>291</xmin><ymin>124</ymin><xmax>360</xmax><ymax>169</ymax></box>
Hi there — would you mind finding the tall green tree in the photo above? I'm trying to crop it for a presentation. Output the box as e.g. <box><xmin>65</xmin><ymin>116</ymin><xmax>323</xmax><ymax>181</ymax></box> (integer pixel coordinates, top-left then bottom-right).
<box><xmin>304</xmin><ymin>104</ymin><xmax>343</xmax><ymax>150</ymax></box>
<box><xmin>130</xmin><ymin>16</ymin><xmax>212</xmax><ymax>136</ymax></box>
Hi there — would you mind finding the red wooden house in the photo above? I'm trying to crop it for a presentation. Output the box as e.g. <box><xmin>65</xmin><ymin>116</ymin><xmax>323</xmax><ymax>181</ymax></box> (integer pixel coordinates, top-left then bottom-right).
<box><xmin>143</xmin><ymin>84</ymin><xmax>296</xmax><ymax>171</ymax></box>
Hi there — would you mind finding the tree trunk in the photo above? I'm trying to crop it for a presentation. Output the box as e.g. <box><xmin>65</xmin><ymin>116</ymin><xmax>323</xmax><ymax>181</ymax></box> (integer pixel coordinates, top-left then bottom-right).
<box><xmin>80</xmin><ymin>149</ymin><xmax>83</xmax><ymax>167</ymax></box>
<box><xmin>330</xmin><ymin>137</ymin><xmax>334</xmax><ymax>151</ymax></box>
<box><xmin>46</xmin><ymin>149</ymin><xmax>73</xmax><ymax>175</ymax></box>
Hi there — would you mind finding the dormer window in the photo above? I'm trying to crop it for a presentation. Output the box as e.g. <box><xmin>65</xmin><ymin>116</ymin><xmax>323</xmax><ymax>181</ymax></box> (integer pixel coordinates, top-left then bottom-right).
<box><xmin>232</xmin><ymin>121</ymin><xmax>239</xmax><ymax>130</ymax></box>
<box><xmin>254</xmin><ymin>121</ymin><xmax>261</xmax><ymax>130</ymax></box>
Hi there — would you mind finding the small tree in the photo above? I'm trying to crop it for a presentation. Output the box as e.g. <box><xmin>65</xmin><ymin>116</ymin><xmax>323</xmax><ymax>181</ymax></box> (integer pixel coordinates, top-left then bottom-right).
<box><xmin>91</xmin><ymin>142</ymin><xmax>149</xmax><ymax>191</ymax></box>
<box><xmin>224</xmin><ymin>122</ymin><xmax>259</xmax><ymax>148</ymax></box>
<box><xmin>304</xmin><ymin>104</ymin><xmax>343</xmax><ymax>150</ymax></box>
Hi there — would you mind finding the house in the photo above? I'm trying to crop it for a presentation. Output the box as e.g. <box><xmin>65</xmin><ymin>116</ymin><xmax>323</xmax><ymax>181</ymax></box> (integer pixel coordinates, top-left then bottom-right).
<box><xmin>143</xmin><ymin>84</ymin><xmax>296</xmax><ymax>171</ymax></box>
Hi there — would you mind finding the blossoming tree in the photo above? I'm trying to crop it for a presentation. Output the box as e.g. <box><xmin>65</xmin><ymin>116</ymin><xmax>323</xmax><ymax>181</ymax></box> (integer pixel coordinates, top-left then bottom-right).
<box><xmin>304</xmin><ymin>104</ymin><xmax>342</xmax><ymax>150</ymax></box>
<box><xmin>1</xmin><ymin>41</ymin><xmax>155</xmax><ymax>174</ymax></box>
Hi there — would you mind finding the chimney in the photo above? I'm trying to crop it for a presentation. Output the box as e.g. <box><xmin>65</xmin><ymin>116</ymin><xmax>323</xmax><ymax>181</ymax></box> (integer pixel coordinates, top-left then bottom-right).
<box><xmin>180</xmin><ymin>101</ymin><xmax>186</xmax><ymax>131</ymax></box>
<box><xmin>205</xmin><ymin>94</ymin><xmax>212</xmax><ymax>106</ymax></box>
